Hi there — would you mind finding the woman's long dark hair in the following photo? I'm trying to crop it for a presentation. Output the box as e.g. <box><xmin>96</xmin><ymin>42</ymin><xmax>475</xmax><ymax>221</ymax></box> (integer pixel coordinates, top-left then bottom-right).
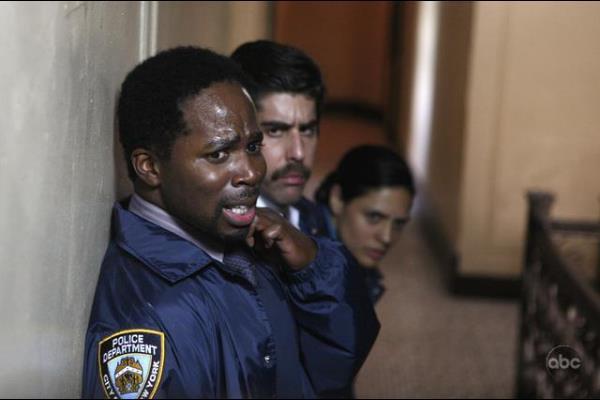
<box><xmin>315</xmin><ymin>145</ymin><xmax>415</xmax><ymax>210</ymax></box>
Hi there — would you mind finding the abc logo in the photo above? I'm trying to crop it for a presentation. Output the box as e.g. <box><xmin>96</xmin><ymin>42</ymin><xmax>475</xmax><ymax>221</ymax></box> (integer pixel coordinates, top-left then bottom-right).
<box><xmin>547</xmin><ymin>354</ymin><xmax>581</xmax><ymax>370</ymax></box>
<box><xmin>546</xmin><ymin>345</ymin><xmax>582</xmax><ymax>375</ymax></box>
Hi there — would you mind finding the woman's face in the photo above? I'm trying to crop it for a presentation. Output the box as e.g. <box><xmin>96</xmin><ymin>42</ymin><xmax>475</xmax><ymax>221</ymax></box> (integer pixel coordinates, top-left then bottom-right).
<box><xmin>332</xmin><ymin>187</ymin><xmax>413</xmax><ymax>268</ymax></box>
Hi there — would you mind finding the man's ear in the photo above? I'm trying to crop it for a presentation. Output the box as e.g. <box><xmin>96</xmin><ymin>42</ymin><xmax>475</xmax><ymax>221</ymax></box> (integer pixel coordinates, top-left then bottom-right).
<box><xmin>329</xmin><ymin>184</ymin><xmax>344</xmax><ymax>217</ymax></box>
<box><xmin>131</xmin><ymin>148</ymin><xmax>162</xmax><ymax>188</ymax></box>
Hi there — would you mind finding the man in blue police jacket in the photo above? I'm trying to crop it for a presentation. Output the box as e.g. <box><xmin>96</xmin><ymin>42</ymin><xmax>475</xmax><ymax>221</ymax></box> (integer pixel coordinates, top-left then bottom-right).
<box><xmin>231</xmin><ymin>41</ymin><xmax>330</xmax><ymax>238</ymax></box>
<box><xmin>82</xmin><ymin>47</ymin><xmax>379</xmax><ymax>399</ymax></box>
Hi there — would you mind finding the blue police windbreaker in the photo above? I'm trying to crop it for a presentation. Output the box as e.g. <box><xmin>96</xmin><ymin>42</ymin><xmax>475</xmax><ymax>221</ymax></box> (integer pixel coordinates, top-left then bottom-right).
<box><xmin>82</xmin><ymin>202</ymin><xmax>380</xmax><ymax>398</ymax></box>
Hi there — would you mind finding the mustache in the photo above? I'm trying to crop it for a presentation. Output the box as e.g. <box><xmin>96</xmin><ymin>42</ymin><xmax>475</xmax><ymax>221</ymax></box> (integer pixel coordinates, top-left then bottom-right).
<box><xmin>220</xmin><ymin>187</ymin><xmax>260</xmax><ymax>206</ymax></box>
<box><xmin>271</xmin><ymin>163</ymin><xmax>311</xmax><ymax>181</ymax></box>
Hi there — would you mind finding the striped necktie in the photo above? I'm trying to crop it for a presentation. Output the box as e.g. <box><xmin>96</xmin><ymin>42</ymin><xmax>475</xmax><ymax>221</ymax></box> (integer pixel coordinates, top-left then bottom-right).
<box><xmin>222</xmin><ymin>245</ymin><xmax>257</xmax><ymax>287</ymax></box>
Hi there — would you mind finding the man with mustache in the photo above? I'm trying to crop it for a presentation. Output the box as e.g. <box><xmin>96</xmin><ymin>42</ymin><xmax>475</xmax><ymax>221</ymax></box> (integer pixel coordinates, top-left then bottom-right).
<box><xmin>82</xmin><ymin>47</ymin><xmax>379</xmax><ymax>399</ymax></box>
<box><xmin>231</xmin><ymin>41</ymin><xmax>328</xmax><ymax>237</ymax></box>
<box><xmin>232</xmin><ymin>41</ymin><xmax>382</xmax><ymax>398</ymax></box>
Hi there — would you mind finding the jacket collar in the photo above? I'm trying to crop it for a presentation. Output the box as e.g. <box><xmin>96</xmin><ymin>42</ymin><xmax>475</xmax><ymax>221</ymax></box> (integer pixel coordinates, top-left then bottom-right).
<box><xmin>294</xmin><ymin>197</ymin><xmax>325</xmax><ymax>237</ymax></box>
<box><xmin>112</xmin><ymin>200</ymin><xmax>215</xmax><ymax>283</ymax></box>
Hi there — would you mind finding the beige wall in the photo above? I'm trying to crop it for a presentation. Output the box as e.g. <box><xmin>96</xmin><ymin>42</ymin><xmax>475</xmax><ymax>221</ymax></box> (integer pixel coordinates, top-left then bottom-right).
<box><xmin>157</xmin><ymin>1</ymin><xmax>271</xmax><ymax>55</ymax></box>
<box><xmin>410</xmin><ymin>2</ymin><xmax>600</xmax><ymax>278</ymax></box>
<box><xmin>0</xmin><ymin>1</ymin><xmax>143</xmax><ymax>396</ymax></box>
<box><xmin>459</xmin><ymin>2</ymin><xmax>600</xmax><ymax>277</ymax></box>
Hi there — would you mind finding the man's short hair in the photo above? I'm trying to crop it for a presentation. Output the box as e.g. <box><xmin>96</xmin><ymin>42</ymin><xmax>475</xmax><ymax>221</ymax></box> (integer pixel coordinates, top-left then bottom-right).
<box><xmin>118</xmin><ymin>46</ymin><xmax>250</xmax><ymax>181</ymax></box>
<box><xmin>231</xmin><ymin>40</ymin><xmax>325</xmax><ymax>116</ymax></box>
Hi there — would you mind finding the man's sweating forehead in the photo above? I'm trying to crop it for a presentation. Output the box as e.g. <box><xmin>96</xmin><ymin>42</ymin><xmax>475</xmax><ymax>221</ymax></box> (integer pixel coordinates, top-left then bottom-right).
<box><xmin>182</xmin><ymin>83</ymin><xmax>238</xmax><ymax>119</ymax></box>
<box><xmin>241</xmin><ymin>86</ymin><xmax>257</xmax><ymax>110</ymax></box>
<box><xmin>181</xmin><ymin>82</ymin><xmax>259</xmax><ymax>131</ymax></box>
<box><xmin>180</xmin><ymin>88</ymin><xmax>224</xmax><ymax>126</ymax></box>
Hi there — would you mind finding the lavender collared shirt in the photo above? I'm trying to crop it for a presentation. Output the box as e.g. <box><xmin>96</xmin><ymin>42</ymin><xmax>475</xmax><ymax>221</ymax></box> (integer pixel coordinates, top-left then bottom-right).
<box><xmin>256</xmin><ymin>196</ymin><xmax>300</xmax><ymax>229</ymax></box>
<box><xmin>128</xmin><ymin>193</ymin><xmax>224</xmax><ymax>262</ymax></box>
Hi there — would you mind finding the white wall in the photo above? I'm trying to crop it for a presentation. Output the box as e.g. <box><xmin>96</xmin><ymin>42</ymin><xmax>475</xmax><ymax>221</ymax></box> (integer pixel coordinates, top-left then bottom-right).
<box><xmin>0</xmin><ymin>2</ymin><xmax>143</xmax><ymax>396</ymax></box>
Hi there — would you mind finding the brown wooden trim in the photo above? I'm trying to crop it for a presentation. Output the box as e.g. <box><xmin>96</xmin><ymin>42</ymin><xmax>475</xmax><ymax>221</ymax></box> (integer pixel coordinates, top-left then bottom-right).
<box><xmin>450</xmin><ymin>272</ymin><xmax>521</xmax><ymax>299</ymax></box>
<box><xmin>322</xmin><ymin>100</ymin><xmax>385</xmax><ymax>123</ymax></box>
<box><xmin>550</xmin><ymin>220</ymin><xmax>600</xmax><ymax>234</ymax></box>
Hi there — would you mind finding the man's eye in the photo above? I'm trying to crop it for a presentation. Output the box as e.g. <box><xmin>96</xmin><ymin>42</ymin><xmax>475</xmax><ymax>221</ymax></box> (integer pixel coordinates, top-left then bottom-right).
<box><xmin>301</xmin><ymin>127</ymin><xmax>317</xmax><ymax>137</ymax></box>
<box><xmin>266</xmin><ymin>128</ymin><xmax>284</xmax><ymax>137</ymax></box>
<box><xmin>247</xmin><ymin>142</ymin><xmax>263</xmax><ymax>154</ymax></box>
<box><xmin>207</xmin><ymin>150</ymin><xmax>229</xmax><ymax>162</ymax></box>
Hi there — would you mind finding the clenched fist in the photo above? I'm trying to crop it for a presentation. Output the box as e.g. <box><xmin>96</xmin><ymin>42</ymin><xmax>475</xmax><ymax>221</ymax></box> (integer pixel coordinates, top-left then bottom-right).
<box><xmin>246</xmin><ymin>207</ymin><xmax>317</xmax><ymax>271</ymax></box>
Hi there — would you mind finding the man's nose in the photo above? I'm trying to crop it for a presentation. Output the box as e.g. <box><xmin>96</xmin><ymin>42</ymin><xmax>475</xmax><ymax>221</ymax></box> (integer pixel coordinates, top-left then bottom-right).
<box><xmin>232</xmin><ymin>153</ymin><xmax>265</xmax><ymax>187</ymax></box>
<box><xmin>286</xmin><ymin>130</ymin><xmax>305</xmax><ymax>162</ymax></box>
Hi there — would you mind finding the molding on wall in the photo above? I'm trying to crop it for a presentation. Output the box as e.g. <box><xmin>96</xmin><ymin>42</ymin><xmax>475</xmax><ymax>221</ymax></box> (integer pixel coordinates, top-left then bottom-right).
<box><xmin>450</xmin><ymin>268</ymin><xmax>521</xmax><ymax>299</ymax></box>
<box><xmin>415</xmin><ymin>194</ymin><xmax>459</xmax><ymax>285</ymax></box>
<box><xmin>139</xmin><ymin>1</ymin><xmax>158</xmax><ymax>61</ymax></box>
<box><xmin>459</xmin><ymin>2</ymin><xmax>511</xmax><ymax>268</ymax></box>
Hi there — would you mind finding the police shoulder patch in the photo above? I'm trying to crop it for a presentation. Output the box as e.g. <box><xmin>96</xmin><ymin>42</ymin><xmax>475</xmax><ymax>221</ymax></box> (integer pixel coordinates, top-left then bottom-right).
<box><xmin>97</xmin><ymin>329</ymin><xmax>165</xmax><ymax>399</ymax></box>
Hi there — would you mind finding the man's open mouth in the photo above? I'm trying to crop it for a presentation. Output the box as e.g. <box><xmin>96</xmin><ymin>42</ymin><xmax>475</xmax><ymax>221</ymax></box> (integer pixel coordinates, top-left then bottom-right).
<box><xmin>222</xmin><ymin>205</ymin><xmax>256</xmax><ymax>227</ymax></box>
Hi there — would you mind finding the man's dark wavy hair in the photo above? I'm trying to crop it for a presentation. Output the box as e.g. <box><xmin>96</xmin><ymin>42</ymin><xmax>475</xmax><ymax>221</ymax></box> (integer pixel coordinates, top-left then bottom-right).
<box><xmin>118</xmin><ymin>46</ymin><xmax>250</xmax><ymax>181</ymax></box>
<box><xmin>231</xmin><ymin>40</ymin><xmax>326</xmax><ymax>117</ymax></box>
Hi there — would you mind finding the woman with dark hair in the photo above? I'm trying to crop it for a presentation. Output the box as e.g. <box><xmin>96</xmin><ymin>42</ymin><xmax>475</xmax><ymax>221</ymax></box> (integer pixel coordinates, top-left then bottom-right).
<box><xmin>315</xmin><ymin>145</ymin><xmax>415</xmax><ymax>304</ymax></box>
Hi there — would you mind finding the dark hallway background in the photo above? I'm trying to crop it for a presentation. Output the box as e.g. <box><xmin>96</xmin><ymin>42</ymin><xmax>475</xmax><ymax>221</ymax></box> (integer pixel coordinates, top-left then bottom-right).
<box><xmin>273</xmin><ymin>1</ymin><xmax>400</xmax><ymax>199</ymax></box>
<box><xmin>274</xmin><ymin>2</ymin><xmax>519</xmax><ymax>396</ymax></box>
